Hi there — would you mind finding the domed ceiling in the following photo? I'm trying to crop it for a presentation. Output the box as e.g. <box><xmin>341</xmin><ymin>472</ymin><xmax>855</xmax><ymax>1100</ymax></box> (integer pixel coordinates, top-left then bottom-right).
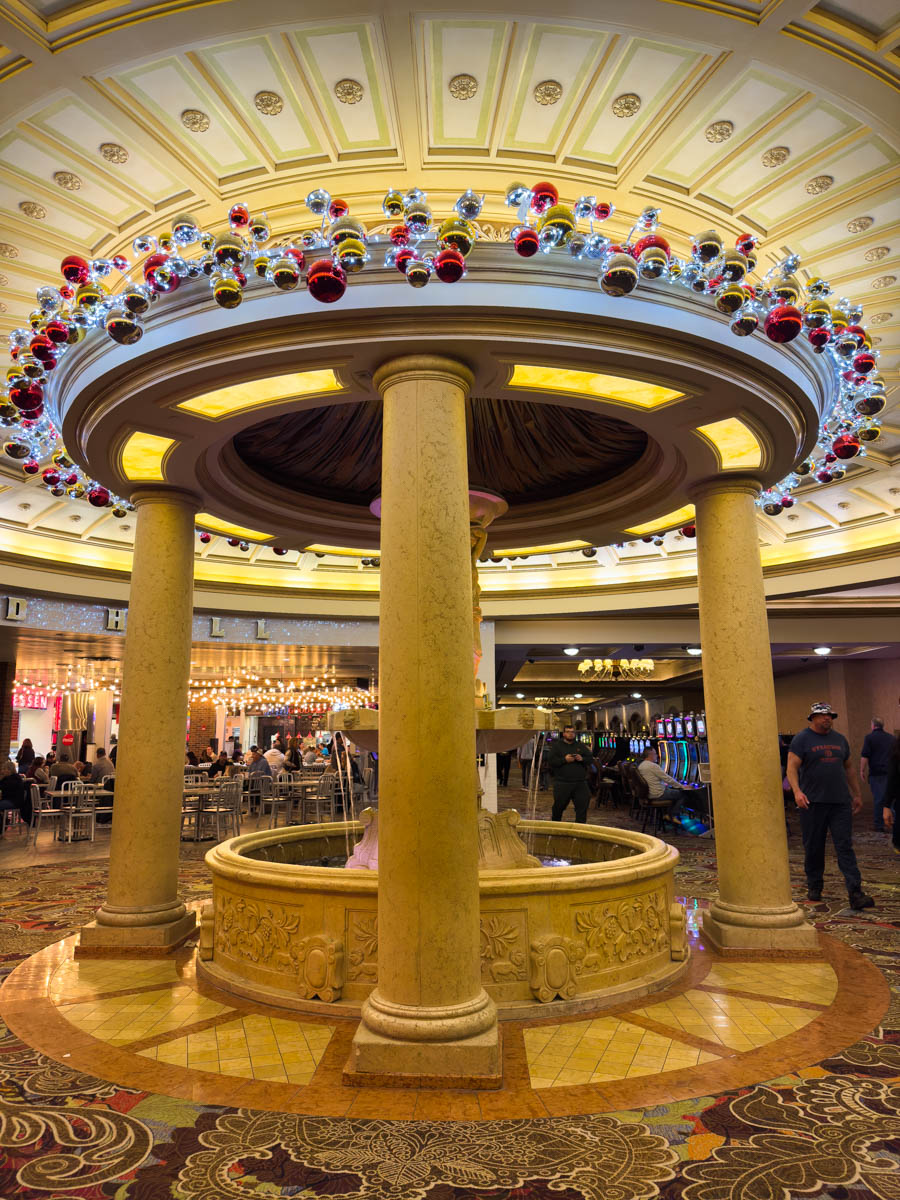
<box><xmin>232</xmin><ymin>398</ymin><xmax>649</xmax><ymax>507</ymax></box>
<box><xmin>0</xmin><ymin>0</ymin><xmax>897</xmax><ymax>591</ymax></box>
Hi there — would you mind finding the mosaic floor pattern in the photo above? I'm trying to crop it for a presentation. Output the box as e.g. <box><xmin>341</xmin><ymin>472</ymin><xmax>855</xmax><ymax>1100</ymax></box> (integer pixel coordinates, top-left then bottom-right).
<box><xmin>0</xmin><ymin>797</ymin><xmax>898</xmax><ymax>1198</ymax></box>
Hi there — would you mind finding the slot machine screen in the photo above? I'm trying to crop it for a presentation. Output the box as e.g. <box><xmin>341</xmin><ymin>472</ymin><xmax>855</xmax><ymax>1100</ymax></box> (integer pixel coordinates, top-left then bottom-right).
<box><xmin>656</xmin><ymin>720</ymin><xmax>665</xmax><ymax>738</ymax></box>
<box><xmin>685</xmin><ymin>716</ymin><xmax>695</xmax><ymax>737</ymax></box>
<box><xmin>665</xmin><ymin>718</ymin><xmax>674</xmax><ymax>738</ymax></box>
<box><xmin>697</xmin><ymin>716</ymin><xmax>706</xmax><ymax>736</ymax></box>
<box><xmin>674</xmin><ymin>717</ymin><xmax>684</xmax><ymax>738</ymax></box>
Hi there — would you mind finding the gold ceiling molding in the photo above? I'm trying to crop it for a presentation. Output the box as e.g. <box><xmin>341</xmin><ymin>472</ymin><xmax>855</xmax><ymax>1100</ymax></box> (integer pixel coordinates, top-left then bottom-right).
<box><xmin>99</xmin><ymin>142</ymin><xmax>129</xmax><ymax>163</ymax></box>
<box><xmin>0</xmin><ymin>244</ymin><xmax>19</xmax><ymax>258</ymax></box>
<box><xmin>448</xmin><ymin>73</ymin><xmax>478</xmax><ymax>100</ymax></box>
<box><xmin>0</xmin><ymin>53</ymin><xmax>31</xmax><ymax>84</ymax></box>
<box><xmin>869</xmin><ymin>312</ymin><xmax>893</xmax><ymax>324</ymax></box>
<box><xmin>704</xmin><ymin>120</ymin><xmax>733</xmax><ymax>143</ymax></box>
<box><xmin>0</xmin><ymin>0</ymin><xmax>235</xmax><ymax>54</ymax></box>
<box><xmin>181</xmin><ymin>108</ymin><xmax>211</xmax><ymax>132</ymax></box>
<box><xmin>611</xmin><ymin>93</ymin><xmax>641</xmax><ymax>117</ymax></box>
<box><xmin>872</xmin><ymin>276</ymin><xmax>896</xmax><ymax>290</ymax></box>
<box><xmin>334</xmin><ymin>78</ymin><xmax>364</xmax><ymax>104</ymax></box>
<box><xmin>533</xmin><ymin>80</ymin><xmax>563</xmax><ymax>105</ymax></box>
<box><xmin>254</xmin><ymin>91</ymin><xmax>283</xmax><ymax>116</ymax></box>
<box><xmin>18</xmin><ymin>201</ymin><xmax>45</xmax><ymax>219</ymax></box>
<box><xmin>805</xmin><ymin>174</ymin><xmax>834</xmax><ymax>195</ymax></box>
<box><xmin>781</xmin><ymin>22</ymin><xmax>900</xmax><ymax>92</ymax></box>
<box><xmin>847</xmin><ymin>216</ymin><xmax>874</xmax><ymax>233</ymax></box>
<box><xmin>864</xmin><ymin>247</ymin><xmax>891</xmax><ymax>262</ymax></box>
<box><xmin>761</xmin><ymin>146</ymin><xmax>790</xmax><ymax>167</ymax></box>
<box><xmin>53</xmin><ymin>171</ymin><xmax>82</xmax><ymax>191</ymax></box>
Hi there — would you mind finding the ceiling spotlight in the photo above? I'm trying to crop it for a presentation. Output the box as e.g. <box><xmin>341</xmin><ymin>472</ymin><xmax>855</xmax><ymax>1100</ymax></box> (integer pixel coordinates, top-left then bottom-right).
<box><xmin>814</xmin><ymin>646</ymin><xmax>832</xmax><ymax>656</ymax></box>
<box><xmin>686</xmin><ymin>646</ymin><xmax>702</xmax><ymax>656</ymax></box>
<box><xmin>573</xmin><ymin>705</ymin><xmax>580</xmax><ymax>710</ymax></box>
<box><xmin>574</xmin><ymin>692</ymin><xmax>582</xmax><ymax>698</ymax></box>
<box><xmin>516</xmin><ymin>692</ymin><xmax>525</xmax><ymax>699</ymax></box>
<box><xmin>631</xmin><ymin>692</ymin><xmax>642</xmax><ymax>699</ymax></box>
<box><xmin>564</xmin><ymin>646</ymin><xmax>579</xmax><ymax>656</ymax></box>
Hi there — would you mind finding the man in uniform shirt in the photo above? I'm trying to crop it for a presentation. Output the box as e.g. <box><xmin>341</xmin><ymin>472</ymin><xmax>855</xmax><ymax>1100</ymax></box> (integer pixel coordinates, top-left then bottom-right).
<box><xmin>860</xmin><ymin>717</ymin><xmax>896</xmax><ymax>833</ymax></box>
<box><xmin>786</xmin><ymin>701</ymin><xmax>873</xmax><ymax>910</ymax></box>
<box><xmin>547</xmin><ymin>725</ymin><xmax>594</xmax><ymax>823</ymax></box>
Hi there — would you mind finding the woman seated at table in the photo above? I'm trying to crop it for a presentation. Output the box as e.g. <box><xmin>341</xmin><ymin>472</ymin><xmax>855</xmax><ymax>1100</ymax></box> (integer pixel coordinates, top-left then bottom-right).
<box><xmin>302</xmin><ymin>746</ymin><xmax>320</xmax><ymax>766</ymax></box>
<box><xmin>28</xmin><ymin>756</ymin><xmax>50</xmax><ymax>787</ymax></box>
<box><xmin>208</xmin><ymin>751</ymin><xmax>230</xmax><ymax>778</ymax></box>
<box><xmin>0</xmin><ymin>760</ymin><xmax>33</xmax><ymax>833</ymax></box>
<box><xmin>185</xmin><ymin>750</ymin><xmax>199</xmax><ymax>769</ymax></box>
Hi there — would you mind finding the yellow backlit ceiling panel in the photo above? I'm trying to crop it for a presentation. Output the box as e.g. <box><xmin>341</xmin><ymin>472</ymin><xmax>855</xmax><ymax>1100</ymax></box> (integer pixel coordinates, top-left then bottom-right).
<box><xmin>196</xmin><ymin>513</ymin><xmax>273</xmax><ymax>541</ymax></box>
<box><xmin>626</xmin><ymin>504</ymin><xmax>695</xmax><ymax>536</ymax></box>
<box><xmin>508</xmin><ymin>365</ymin><xmax>683</xmax><ymax>408</ymax></box>
<box><xmin>120</xmin><ymin>432</ymin><xmax>176</xmax><ymax>481</ymax></box>
<box><xmin>695</xmin><ymin>417</ymin><xmax>762</xmax><ymax>469</ymax></box>
<box><xmin>176</xmin><ymin>369</ymin><xmax>342</xmax><ymax>419</ymax></box>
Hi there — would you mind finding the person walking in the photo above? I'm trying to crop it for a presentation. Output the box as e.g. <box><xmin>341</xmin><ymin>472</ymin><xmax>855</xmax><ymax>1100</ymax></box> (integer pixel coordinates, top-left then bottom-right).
<box><xmin>860</xmin><ymin>718</ymin><xmax>896</xmax><ymax>833</ymax></box>
<box><xmin>547</xmin><ymin>725</ymin><xmax>594</xmax><ymax>823</ymax></box>
<box><xmin>518</xmin><ymin>737</ymin><xmax>535</xmax><ymax>789</ymax></box>
<box><xmin>15</xmin><ymin>738</ymin><xmax>35</xmax><ymax>775</ymax></box>
<box><xmin>496</xmin><ymin>749</ymin><xmax>512</xmax><ymax>787</ymax></box>
<box><xmin>786</xmin><ymin>701</ymin><xmax>874</xmax><ymax>910</ymax></box>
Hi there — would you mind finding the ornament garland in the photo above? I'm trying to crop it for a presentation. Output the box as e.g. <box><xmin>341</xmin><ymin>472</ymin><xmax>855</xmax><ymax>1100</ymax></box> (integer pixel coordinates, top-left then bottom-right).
<box><xmin>2</xmin><ymin>182</ymin><xmax>884</xmax><ymax>545</ymax></box>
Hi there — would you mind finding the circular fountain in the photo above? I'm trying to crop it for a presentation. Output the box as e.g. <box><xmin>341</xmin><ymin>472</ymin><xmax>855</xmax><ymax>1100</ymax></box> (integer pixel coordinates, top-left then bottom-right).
<box><xmin>198</xmin><ymin>812</ymin><xmax>687</xmax><ymax>1018</ymax></box>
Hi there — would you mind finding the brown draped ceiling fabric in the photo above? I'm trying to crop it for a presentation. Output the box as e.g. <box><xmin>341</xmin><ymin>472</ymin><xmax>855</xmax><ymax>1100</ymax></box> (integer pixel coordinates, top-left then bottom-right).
<box><xmin>232</xmin><ymin>396</ymin><xmax>648</xmax><ymax>507</ymax></box>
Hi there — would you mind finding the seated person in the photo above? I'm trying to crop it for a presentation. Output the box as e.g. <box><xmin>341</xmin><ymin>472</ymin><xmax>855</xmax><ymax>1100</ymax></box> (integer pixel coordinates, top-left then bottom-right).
<box><xmin>0</xmin><ymin>759</ymin><xmax>33</xmax><ymax>830</ymax></box>
<box><xmin>49</xmin><ymin>753</ymin><xmax>78</xmax><ymax>784</ymax></box>
<box><xmin>74</xmin><ymin>760</ymin><xmax>93</xmax><ymax>782</ymax></box>
<box><xmin>89</xmin><ymin>747</ymin><xmax>115</xmax><ymax>784</ymax></box>
<box><xmin>30</xmin><ymin>756</ymin><xmax>50</xmax><ymax>786</ymax></box>
<box><xmin>185</xmin><ymin>750</ymin><xmax>199</xmax><ymax>769</ymax></box>
<box><xmin>208</xmin><ymin>751</ymin><xmax>230</xmax><ymax>778</ymax></box>
<box><xmin>302</xmin><ymin>747</ymin><xmax>319</xmax><ymax>766</ymax></box>
<box><xmin>246</xmin><ymin>749</ymin><xmax>272</xmax><ymax>778</ymax></box>
<box><xmin>637</xmin><ymin>748</ymin><xmax>690</xmax><ymax>826</ymax></box>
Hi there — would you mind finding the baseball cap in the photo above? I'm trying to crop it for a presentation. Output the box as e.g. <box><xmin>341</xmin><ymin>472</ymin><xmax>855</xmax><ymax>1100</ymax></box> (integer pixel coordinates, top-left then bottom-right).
<box><xmin>808</xmin><ymin>702</ymin><xmax>838</xmax><ymax>719</ymax></box>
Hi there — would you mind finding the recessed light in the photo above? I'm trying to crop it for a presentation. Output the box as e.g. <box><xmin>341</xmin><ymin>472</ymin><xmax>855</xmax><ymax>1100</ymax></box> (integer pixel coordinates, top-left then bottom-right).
<box><xmin>574</xmin><ymin>693</ymin><xmax>582</xmax><ymax>698</ymax></box>
<box><xmin>563</xmin><ymin>646</ymin><xmax>579</xmax><ymax>656</ymax></box>
<box><xmin>687</xmin><ymin>646</ymin><xmax>702</xmax><ymax>656</ymax></box>
<box><xmin>814</xmin><ymin>646</ymin><xmax>832</xmax><ymax>656</ymax></box>
<box><xmin>573</xmin><ymin>705</ymin><xmax>580</xmax><ymax>710</ymax></box>
<box><xmin>516</xmin><ymin>692</ymin><xmax>525</xmax><ymax>699</ymax></box>
<box><xmin>631</xmin><ymin>692</ymin><xmax>642</xmax><ymax>699</ymax></box>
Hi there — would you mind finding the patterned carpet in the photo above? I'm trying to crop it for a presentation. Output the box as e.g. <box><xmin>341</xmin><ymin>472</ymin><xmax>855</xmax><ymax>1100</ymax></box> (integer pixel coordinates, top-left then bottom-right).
<box><xmin>1</xmin><ymin>806</ymin><xmax>898</xmax><ymax>1199</ymax></box>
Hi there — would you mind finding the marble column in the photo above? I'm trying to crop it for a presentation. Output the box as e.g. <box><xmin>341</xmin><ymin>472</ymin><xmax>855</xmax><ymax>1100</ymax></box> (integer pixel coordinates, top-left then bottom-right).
<box><xmin>692</xmin><ymin>478</ymin><xmax>816</xmax><ymax>951</ymax></box>
<box><xmin>80</xmin><ymin>487</ymin><xmax>198</xmax><ymax>951</ymax></box>
<box><xmin>350</xmin><ymin>355</ymin><xmax>500</xmax><ymax>1081</ymax></box>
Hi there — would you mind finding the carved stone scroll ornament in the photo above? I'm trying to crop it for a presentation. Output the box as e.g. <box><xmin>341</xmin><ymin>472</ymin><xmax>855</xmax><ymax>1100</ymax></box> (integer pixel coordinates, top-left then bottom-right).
<box><xmin>669</xmin><ymin>901</ymin><xmax>688</xmax><ymax>961</ymax></box>
<box><xmin>529</xmin><ymin>934</ymin><xmax>586</xmax><ymax>1002</ymax></box>
<box><xmin>295</xmin><ymin>934</ymin><xmax>345</xmax><ymax>1001</ymax></box>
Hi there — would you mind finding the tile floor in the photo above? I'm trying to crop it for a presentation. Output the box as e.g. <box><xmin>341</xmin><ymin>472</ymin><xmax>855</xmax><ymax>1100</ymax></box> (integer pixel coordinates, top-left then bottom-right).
<box><xmin>522</xmin><ymin>962</ymin><xmax>835</xmax><ymax>1088</ymax></box>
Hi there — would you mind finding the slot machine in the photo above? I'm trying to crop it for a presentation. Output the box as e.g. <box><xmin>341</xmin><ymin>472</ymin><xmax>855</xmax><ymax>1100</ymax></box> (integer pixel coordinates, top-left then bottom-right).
<box><xmin>685</xmin><ymin>713</ymin><xmax>700</xmax><ymax>783</ymax></box>
<box><xmin>673</xmin><ymin>714</ymin><xmax>688</xmax><ymax>782</ymax></box>
<box><xmin>661</xmin><ymin>716</ymin><xmax>675</xmax><ymax>775</ymax></box>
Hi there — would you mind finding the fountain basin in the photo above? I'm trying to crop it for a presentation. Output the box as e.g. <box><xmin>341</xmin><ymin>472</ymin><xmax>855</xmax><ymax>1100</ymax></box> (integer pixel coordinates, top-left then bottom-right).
<box><xmin>199</xmin><ymin>821</ymin><xmax>688</xmax><ymax>1017</ymax></box>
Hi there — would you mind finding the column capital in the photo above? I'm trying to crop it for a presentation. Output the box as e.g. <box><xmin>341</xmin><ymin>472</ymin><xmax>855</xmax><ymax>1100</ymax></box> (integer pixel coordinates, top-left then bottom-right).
<box><xmin>128</xmin><ymin>485</ymin><xmax>202</xmax><ymax>511</ymax></box>
<box><xmin>373</xmin><ymin>355</ymin><xmax>474</xmax><ymax>397</ymax></box>
<box><xmin>687</xmin><ymin>475</ymin><xmax>763</xmax><ymax>503</ymax></box>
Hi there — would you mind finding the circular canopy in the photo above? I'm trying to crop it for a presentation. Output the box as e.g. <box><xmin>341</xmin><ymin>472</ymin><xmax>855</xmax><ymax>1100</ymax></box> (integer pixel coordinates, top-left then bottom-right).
<box><xmin>232</xmin><ymin>396</ymin><xmax>649</xmax><ymax>508</ymax></box>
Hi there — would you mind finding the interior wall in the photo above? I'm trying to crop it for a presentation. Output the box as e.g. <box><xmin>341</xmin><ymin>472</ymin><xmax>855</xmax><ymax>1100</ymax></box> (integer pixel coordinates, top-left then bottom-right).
<box><xmin>13</xmin><ymin>704</ymin><xmax>54</xmax><ymax>756</ymax></box>
<box><xmin>773</xmin><ymin>666</ymin><xmax>830</xmax><ymax>736</ymax></box>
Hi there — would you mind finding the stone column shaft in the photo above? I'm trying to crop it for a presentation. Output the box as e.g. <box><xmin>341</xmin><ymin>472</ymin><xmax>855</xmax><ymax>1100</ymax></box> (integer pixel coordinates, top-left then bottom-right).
<box><xmin>80</xmin><ymin>488</ymin><xmax>198</xmax><ymax>951</ymax></box>
<box><xmin>350</xmin><ymin>355</ymin><xmax>499</xmax><ymax>1081</ymax></box>
<box><xmin>693</xmin><ymin>479</ymin><xmax>815</xmax><ymax>951</ymax></box>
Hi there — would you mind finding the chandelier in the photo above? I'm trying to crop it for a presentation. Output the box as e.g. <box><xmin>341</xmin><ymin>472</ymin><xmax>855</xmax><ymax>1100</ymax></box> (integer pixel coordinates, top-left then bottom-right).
<box><xmin>577</xmin><ymin>658</ymin><xmax>654</xmax><ymax>682</ymax></box>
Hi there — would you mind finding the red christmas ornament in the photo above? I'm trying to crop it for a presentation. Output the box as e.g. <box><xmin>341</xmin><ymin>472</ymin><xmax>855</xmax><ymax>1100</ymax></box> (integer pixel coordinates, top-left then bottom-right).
<box><xmin>88</xmin><ymin>487</ymin><xmax>110</xmax><ymax>507</ymax></box>
<box><xmin>815</xmin><ymin>468</ymin><xmax>833</xmax><ymax>483</ymax></box>
<box><xmin>394</xmin><ymin>247</ymin><xmax>415</xmax><ymax>274</ymax></box>
<box><xmin>831</xmin><ymin>433</ymin><xmax>860</xmax><ymax>460</ymax></box>
<box><xmin>60</xmin><ymin>255</ymin><xmax>91</xmax><ymax>285</ymax></box>
<box><xmin>228</xmin><ymin>203</ymin><xmax>250</xmax><ymax>228</ymax></box>
<box><xmin>433</xmin><ymin>247</ymin><xmax>465</xmax><ymax>283</ymax></box>
<box><xmin>59</xmin><ymin>284</ymin><xmax>74</xmax><ymax>301</ymax></box>
<box><xmin>42</xmin><ymin>468</ymin><xmax>60</xmax><ymax>486</ymax></box>
<box><xmin>63</xmin><ymin>472</ymin><xmax>78</xmax><ymax>486</ymax></box>
<box><xmin>30</xmin><ymin>333</ymin><xmax>56</xmax><ymax>363</ymax></box>
<box><xmin>306</xmin><ymin>258</ymin><xmax>347</xmax><ymax>304</ymax></box>
<box><xmin>808</xmin><ymin>328</ymin><xmax>830</xmax><ymax>350</ymax></box>
<box><xmin>199</xmin><ymin>532</ymin><xmax>212</xmax><ymax>544</ymax></box>
<box><xmin>852</xmin><ymin>350</ymin><xmax>875</xmax><ymax>375</ymax></box>
<box><xmin>735</xmin><ymin>233</ymin><xmax>756</xmax><ymax>256</ymax></box>
<box><xmin>530</xmin><ymin>182</ymin><xmax>558</xmax><ymax>214</ymax></box>
<box><xmin>514</xmin><ymin>228</ymin><xmax>539</xmax><ymax>257</ymax></box>
<box><xmin>593</xmin><ymin>201</ymin><xmax>613</xmax><ymax>220</ymax></box>
<box><xmin>273</xmin><ymin>546</ymin><xmax>288</xmax><ymax>555</ymax></box>
<box><xmin>780</xmin><ymin>495</ymin><xmax>794</xmax><ymax>508</ymax></box>
<box><xmin>22</xmin><ymin>459</ymin><xmax>40</xmax><ymax>475</ymax></box>
<box><xmin>10</xmin><ymin>381</ymin><xmax>43</xmax><ymax>411</ymax></box>
<box><xmin>845</xmin><ymin>323</ymin><xmax>868</xmax><ymax>349</ymax></box>
<box><xmin>283</xmin><ymin>247</ymin><xmax>305</xmax><ymax>268</ymax></box>
<box><xmin>681</xmin><ymin>523</ymin><xmax>696</xmax><ymax>538</ymax></box>
<box><xmin>764</xmin><ymin>304</ymin><xmax>802</xmax><ymax>343</ymax></box>
<box><xmin>824</xmin><ymin>452</ymin><xmax>837</xmax><ymax>463</ymax></box>
<box><xmin>390</xmin><ymin>224</ymin><xmax>410</xmax><ymax>246</ymax></box>
<box><xmin>328</xmin><ymin>198</ymin><xmax>349</xmax><ymax>219</ymax></box>
<box><xmin>227</xmin><ymin>537</ymin><xmax>241</xmax><ymax>547</ymax></box>
<box><xmin>44</xmin><ymin>317</ymin><xmax>69</xmax><ymax>344</ymax></box>
<box><xmin>112</xmin><ymin>255</ymin><xmax>128</xmax><ymax>271</ymax></box>
<box><xmin>22</xmin><ymin>405</ymin><xmax>43</xmax><ymax>422</ymax></box>
<box><xmin>143</xmin><ymin>252</ymin><xmax>179</xmax><ymax>293</ymax></box>
<box><xmin>633</xmin><ymin>234</ymin><xmax>670</xmax><ymax>259</ymax></box>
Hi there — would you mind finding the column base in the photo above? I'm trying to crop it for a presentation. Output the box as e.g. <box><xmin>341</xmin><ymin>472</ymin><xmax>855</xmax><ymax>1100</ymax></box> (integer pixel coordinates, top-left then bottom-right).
<box><xmin>78</xmin><ymin>910</ymin><xmax>197</xmax><ymax>956</ymax></box>
<box><xmin>347</xmin><ymin>1022</ymin><xmax>501</xmax><ymax>1088</ymax></box>
<box><xmin>702</xmin><ymin>901</ymin><xmax>819</xmax><ymax>954</ymax></box>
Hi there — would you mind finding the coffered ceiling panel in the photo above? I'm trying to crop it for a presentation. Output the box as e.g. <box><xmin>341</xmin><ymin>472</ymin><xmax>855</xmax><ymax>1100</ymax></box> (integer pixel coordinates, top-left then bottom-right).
<box><xmin>704</xmin><ymin>100</ymin><xmax>861</xmax><ymax>207</ymax></box>
<box><xmin>658</xmin><ymin>70</ymin><xmax>807</xmax><ymax>189</ymax></box>
<box><xmin>569</xmin><ymin>37</ymin><xmax>702</xmax><ymax>167</ymax></box>
<box><xmin>502</xmin><ymin>24</ymin><xmax>609</xmax><ymax>155</ymax></box>
<box><xmin>288</xmin><ymin>23</ymin><xmax>396</xmax><ymax>154</ymax></box>
<box><xmin>193</xmin><ymin>36</ymin><xmax>323</xmax><ymax>164</ymax></box>
<box><xmin>422</xmin><ymin>19</ymin><xmax>511</xmax><ymax>150</ymax></box>
<box><xmin>109</xmin><ymin>56</ymin><xmax>261</xmax><ymax>178</ymax></box>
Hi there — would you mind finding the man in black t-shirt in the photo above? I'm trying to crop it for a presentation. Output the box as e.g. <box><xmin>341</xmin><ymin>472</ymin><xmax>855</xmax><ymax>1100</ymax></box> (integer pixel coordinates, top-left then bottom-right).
<box><xmin>786</xmin><ymin>702</ymin><xmax>873</xmax><ymax>910</ymax></box>
<box><xmin>860</xmin><ymin>718</ymin><xmax>896</xmax><ymax>833</ymax></box>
